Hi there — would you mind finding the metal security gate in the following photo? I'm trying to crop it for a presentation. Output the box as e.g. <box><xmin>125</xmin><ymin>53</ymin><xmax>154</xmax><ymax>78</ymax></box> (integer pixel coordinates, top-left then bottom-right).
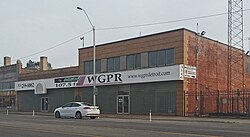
<box><xmin>117</xmin><ymin>95</ymin><xmax>130</xmax><ymax>114</ymax></box>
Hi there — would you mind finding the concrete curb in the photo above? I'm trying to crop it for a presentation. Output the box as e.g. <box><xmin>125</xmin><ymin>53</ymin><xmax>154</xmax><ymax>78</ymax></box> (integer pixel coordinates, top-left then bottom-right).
<box><xmin>1</xmin><ymin>111</ymin><xmax>250</xmax><ymax>124</ymax></box>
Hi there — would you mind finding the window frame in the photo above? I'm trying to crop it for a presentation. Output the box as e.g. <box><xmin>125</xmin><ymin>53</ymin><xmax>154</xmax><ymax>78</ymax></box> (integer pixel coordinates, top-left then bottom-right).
<box><xmin>148</xmin><ymin>48</ymin><xmax>175</xmax><ymax>68</ymax></box>
<box><xmin>126</xmin><ymin>53</ymin><xmax>141</xmax><ymax>70</ymax></box>
<box><xmin>127</xmin><ymin>54</ymin><xmax>135</xmax><ymax>70</ymax></box>
<box><xmin>95</xmin><ymin>59</ymin><xmax>101</xmax><ymax>74</ymax></box>
<box><xmin>107</xmin><ymin>57</ymin><xmax>120</xmax><ymax>72</ymax></box>
<box><xmin>148</xmin><ymin>51</ymin><xmax>157</xmax><ymax>68</ymax></box>
<box><xmin>166</xmin><ymin>48</ymin><xmax>175</xmax><ymax>65</ymax></box>
<box><xmin>84</xmin><ymin>59</ymin><xmax>101</xmax><ymax>74</ymax></box>
<box><xmin>157</xmin><ymin>50</ymin><xmax>166</xmax><ymax>66</ymax></box>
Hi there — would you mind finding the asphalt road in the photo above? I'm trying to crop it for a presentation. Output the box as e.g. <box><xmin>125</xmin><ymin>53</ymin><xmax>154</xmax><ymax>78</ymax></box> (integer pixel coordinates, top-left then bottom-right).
<box><xmin>0</xmin><ymin>114</ymin><xmax>250</xmax><ymax>137</ymax></box>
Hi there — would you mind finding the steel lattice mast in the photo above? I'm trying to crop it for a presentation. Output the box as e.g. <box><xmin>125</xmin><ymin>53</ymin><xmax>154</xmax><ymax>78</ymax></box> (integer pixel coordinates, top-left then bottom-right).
<box><xmin>228</xmin><ymin>0</ymin><xmax>244</xmax><ymax>113</ymax></box>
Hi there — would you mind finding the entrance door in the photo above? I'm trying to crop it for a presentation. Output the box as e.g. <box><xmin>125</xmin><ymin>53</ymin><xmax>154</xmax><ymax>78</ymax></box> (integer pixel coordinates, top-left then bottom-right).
<box><xmin>41</xmin><ymin>97</ymin><xmax>49</xmax><ymax>112</ymax></box>
<box><xmin>117</xmin><ymin>95</ymin><xmax>130</xmax><ymax>114</ymax></box>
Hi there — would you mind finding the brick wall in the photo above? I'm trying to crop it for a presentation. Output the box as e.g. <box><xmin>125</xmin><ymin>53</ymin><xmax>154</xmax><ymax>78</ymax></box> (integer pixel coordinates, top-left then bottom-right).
<box><xmin>78</xmin><ymin>29</ymin><xmax>186</xmax><ymax>116</ymax></box>
<box><xmin>19</xmin><ymin>66</ymin><xmax>79</xmax><ymax>81</ymax></box>
<box><xmin>78</xmin><ymin>29</ymin><xmax>184</xmax><ymax>74</ymax></box>
<box><xmin>184</xmin><ymin>30</ymin><xmax>250</xmax><ymax>114</ymax></box>
<box><xmin>185</xmin><ymin>31</ymin><xmax>250</xmax><ymax>92</ymax></box>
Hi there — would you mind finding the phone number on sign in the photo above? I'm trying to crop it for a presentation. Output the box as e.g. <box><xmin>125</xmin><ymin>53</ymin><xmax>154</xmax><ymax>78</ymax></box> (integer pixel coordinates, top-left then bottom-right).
<box><xmin>55</xmin><ymin>82</ymin><xmax>77</xmax><ymax>88</ymax></box>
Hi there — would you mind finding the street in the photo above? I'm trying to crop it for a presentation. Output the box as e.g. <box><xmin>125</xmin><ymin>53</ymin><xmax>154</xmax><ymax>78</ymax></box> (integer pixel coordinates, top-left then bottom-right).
<box><xmin>0</xmin><ymin>114</ymin><xmax>250</xmax><ymax>137</ymax></box>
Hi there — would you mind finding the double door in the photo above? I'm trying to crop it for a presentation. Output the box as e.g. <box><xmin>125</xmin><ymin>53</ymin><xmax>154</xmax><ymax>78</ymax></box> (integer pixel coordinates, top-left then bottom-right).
<box><xmin>117</xmin><ymin>95</ymin><xmax>130</xmax><ymax>114</ymax></box>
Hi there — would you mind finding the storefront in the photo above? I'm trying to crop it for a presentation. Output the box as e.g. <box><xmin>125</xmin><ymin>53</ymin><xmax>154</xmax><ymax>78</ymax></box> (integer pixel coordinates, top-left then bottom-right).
<box><xmin>15</xmin><ymin>64</ymin><xmax>191</xmax><ymax>115</ymax></box>
<box><xmin>14</xmin><ymin>28</ymin><xmax>250</xmax><ymax>116</ymax></box>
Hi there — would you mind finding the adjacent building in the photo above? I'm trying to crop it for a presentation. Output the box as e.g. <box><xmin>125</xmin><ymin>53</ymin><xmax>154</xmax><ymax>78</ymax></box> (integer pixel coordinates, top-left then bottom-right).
<box><xmin>26</xmin><ymin>56</ymin><xmax>52</xmax><ymax>70</ymax></box>
<box><xmin>15</xmin><ymin>28</ymin><xmax>250</xmax><ymax>116</ymax></box>
<box><xmin>0</xmin><ymin>57</ymin><xmax>21</xmax><ymax>110</ymax></box>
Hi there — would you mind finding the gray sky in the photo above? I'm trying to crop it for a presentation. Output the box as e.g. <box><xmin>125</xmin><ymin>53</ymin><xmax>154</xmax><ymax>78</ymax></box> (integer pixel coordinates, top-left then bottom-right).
<box><xmin>1</xmin><ymin>0</ymin><xmax>250</xmax><ymax>68</ymax></box>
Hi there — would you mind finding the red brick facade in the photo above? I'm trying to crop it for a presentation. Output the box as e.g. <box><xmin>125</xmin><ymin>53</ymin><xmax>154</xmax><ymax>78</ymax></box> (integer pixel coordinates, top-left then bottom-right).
<box><xmin>16</xmin><ymin>28</ymin><xmax>250</xmax><ymax>116</ymax></box>
<box><xmin>184</xmin><ymin>30</ymin><xmax>250</xmax><ymax>115</ymax></box>
<box><xmin>78</xmin><ymin>29</ymin><xmax>185</xmax><ymax>115</ymax></box>
<box><xmin>78</xmin><ymin>28</ymin><xmax>250</xmax><ymax>115</ymax></box>
<box><xmin>19</xmin><ymin>66</ymin><xmax>79</xmax><ymax>81</ymax></box>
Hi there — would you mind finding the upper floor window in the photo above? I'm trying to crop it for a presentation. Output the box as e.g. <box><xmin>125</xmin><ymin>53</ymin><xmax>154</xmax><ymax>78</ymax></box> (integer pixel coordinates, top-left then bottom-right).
<box><xmin>166</xmin><ymin>48</ymin><xmax>175</xmax><ymax>65</ymax></box>
<box><xmin>107</xmin><ymin>57</ymin><xmax>120</xmax><ymax>72</ymax></box>
<box><xmin>157</xmin><ymin>50</ymin><xmax>166</xmax><ymax>66</ymax></box>
<box><xmin>127</xmin><ymin>54</ymin><xmax>141</xmax><ymax>70</ymax></box>
<box><xmin>95</xmin><ymin>60</ymin><xmax>101</xmax><ymax>73</ymax></box>
<box><xmin>84</xmin><ymin>59</ymin><xmax>101</xmax><ymax>74</ymax></box>
<box><xmin>149</xmin><ymin>48</ymin><xmax>175</xmax><ymax>68</ymax></box>
<box><xmin>0</xmin><ymin>82</ymin><xmax>14</xmax><ymax>90</ymax></box>
<box><xmin>148</xmin><ymin>51</ymin><xmax>157</xmax><ymax>67</ymax></box>
<box><xmin>84</xmin><ymin>61</ymin><xmax>93</xmax><ymax>75</ymax></box>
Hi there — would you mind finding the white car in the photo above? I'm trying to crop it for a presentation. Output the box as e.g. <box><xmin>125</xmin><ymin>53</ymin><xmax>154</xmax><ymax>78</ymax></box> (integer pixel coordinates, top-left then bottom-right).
<box><xmin>54</xmin><ymin>102</ymin><xmax>100</xmax><ymax>119</ymax></box>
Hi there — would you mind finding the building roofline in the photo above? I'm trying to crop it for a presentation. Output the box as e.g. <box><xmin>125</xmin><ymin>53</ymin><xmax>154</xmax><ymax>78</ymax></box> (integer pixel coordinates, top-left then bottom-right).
<box><xmin>78</xmin><ymin>27</ymin><xmax>244</xmax><ymax>53</ymax></box>
<box><xmin>0</xmin><ymin>63</ymin><xmax>18</xmax><ymax>69</ymax></box>
<box><xmin>79</xmin><ymin>28</ymin><xmax>189</xmax><ymax>50</ymax></box>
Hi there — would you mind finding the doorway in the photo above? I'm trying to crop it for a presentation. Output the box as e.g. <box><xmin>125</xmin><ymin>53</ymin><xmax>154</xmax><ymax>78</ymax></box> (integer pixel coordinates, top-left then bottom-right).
<box><xmin>41</xmin><ymin>97</ymin><xmax>49</xmax><ymax>112</ymax></box>
<box><xmin>117</xmin><ymin>95</ymin><xmax>130</xmax><ymax>114</ymax></box>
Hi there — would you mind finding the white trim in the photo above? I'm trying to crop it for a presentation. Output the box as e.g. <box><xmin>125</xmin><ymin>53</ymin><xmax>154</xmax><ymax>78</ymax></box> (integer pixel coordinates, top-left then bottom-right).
<box><xmin>15</xmin><ymin>64</ymin><xmax>190</xmax><ymax>91</ymax></box>
<box><xmin>35</xmin><ymin>81</ymin><xmax>47</xmax><ymax>94</ymax></box>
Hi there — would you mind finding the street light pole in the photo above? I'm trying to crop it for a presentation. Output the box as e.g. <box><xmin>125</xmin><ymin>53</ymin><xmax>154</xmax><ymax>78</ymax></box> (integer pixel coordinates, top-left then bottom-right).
<box><xmin>93</xmin><ymin>26</ymin><xmax>96</xmax><ymax>107</ymax></box>
<box><xmin>195</xmin><ymin>30</ymin><xmax>206</xmax><ymax>116</ymax></box>
<box><xmin>77</xmin><ymin>7</ymin><xmax>96</xmax><ymax>106</ymax></box>
<box><xmin>80</xmin><ymin>37</ymin><xmax>84</xmax><ymax>48</ymax></box>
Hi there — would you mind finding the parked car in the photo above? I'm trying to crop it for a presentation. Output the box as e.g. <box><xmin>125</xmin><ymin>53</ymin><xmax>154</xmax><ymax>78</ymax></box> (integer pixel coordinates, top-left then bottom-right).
<box><xmin>54</xmin><ymin>102</ymin><xmax>100</xmax><ymax>119</ymax></box>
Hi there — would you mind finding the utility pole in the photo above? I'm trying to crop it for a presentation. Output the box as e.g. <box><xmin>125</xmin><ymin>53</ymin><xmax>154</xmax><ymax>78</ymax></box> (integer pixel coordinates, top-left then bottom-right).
<box><xmin>195</xmin><ymin>26</ymin><xmax>206</xmax><ymax>116</ymax></box>
<box><xmin>77</xmin><ymin>7</ymin><xmax>97</xmax><ymax>106</ymax></box>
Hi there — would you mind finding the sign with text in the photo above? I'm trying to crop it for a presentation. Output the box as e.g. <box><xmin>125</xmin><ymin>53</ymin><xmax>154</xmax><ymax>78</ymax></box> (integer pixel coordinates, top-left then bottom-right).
<box><xmin>15</xmin><ymin>65</ymin><xmax>184</xmax><ymax>91</ymax></box>
<box><xmin>183</xmin><ymin>65</ymin><xmax>196</xmax><ymax>79</ymax></box>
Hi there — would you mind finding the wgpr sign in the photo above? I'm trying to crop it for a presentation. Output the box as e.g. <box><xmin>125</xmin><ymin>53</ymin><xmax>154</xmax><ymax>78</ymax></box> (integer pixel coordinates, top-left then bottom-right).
<box><xmin>15</xmin><ymin>64</ymin><xmax>188</xmax><ymax>91</ymax></box>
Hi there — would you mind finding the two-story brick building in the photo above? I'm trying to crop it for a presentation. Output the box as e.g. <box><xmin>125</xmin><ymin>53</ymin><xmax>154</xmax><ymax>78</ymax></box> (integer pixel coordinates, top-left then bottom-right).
<box><xmin>15</xmin><ymin>28</ymin><xmax>250</xmax><ymax>116</ymax></box>
<box><xmin>0</xmin><ymin>57</ymin><xmax>22</xmax><ymax>110</ymax></box>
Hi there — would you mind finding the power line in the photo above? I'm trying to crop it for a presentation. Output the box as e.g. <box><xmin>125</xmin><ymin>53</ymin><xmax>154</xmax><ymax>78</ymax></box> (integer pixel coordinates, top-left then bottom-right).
<box><xmin>3</xmin><ymin>8</ymin><xmax>250</xmax><ymax>65</ymax></box>
<box><xmin>1</xmin><ymin>30</ymin><xmax>92</xmax><ymax>65</ymax></box>
<box><xmin>96</xmin><ymin>8</ymin><xmax>250</xmax><ymax>31</ymax></box>
<box><xmin>13</xmin><ymin>30</ymin><xmax>92</xmax><ymax>62</ymax></box>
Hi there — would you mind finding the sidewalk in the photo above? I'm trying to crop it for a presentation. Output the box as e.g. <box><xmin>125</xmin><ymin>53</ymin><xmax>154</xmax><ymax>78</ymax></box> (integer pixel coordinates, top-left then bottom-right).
<box><xmin>101</xmin><ymin>114</ymin><xmax>250</xmax><ymax>124</ymax></box>
<box><xmin>1</xmin><ymin>110</ymin><xmax>250</xmax><ymax>124</ymax></box>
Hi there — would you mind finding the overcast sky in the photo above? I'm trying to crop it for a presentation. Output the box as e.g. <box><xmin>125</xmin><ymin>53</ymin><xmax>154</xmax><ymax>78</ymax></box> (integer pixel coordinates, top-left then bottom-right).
<box><xmin>1</xmin><ymin>0</ymin><xmax>250</xmax><ymax>69</ymax></box>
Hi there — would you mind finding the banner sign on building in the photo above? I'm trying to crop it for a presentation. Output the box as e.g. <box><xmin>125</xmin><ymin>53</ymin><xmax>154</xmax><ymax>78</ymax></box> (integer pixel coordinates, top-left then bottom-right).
<box><xmin>15</xmin><ymin>64</ymin><xmax>189</xmax><ymax>91</ymax></box>
<box><xmin>182</xmin><ymin>65</ymin><xmax>196</xmax><ymax>79</ymax></box>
